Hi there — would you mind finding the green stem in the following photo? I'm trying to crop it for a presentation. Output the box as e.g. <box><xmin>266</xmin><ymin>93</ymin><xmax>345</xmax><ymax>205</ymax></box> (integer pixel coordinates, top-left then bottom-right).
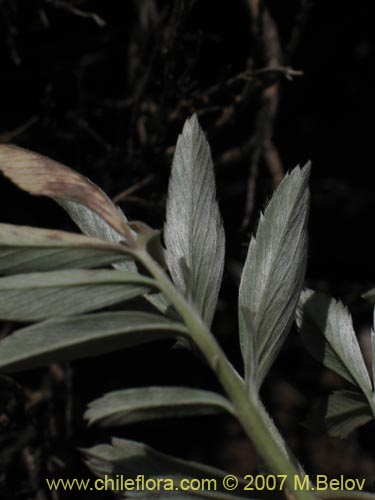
<box><xmin>137</xmin><ymin>250</ymin><xmax>317</xmax><ymax>500</ymax></box>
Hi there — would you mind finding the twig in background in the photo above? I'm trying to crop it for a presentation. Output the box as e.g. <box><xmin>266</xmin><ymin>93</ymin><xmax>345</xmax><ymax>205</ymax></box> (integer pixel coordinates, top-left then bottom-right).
<box><xmin>240</xmin><ymin>4</ymin><xmax>284</xmax><ymax>233</ymax></box>
<box><xmin>44</xmin><ymin>0</ymin><xmax>106</xmax><ymax>28</ymax></box>
<box><xmin>112</xmin><ymin>174</ymin><xmax>155</xmax><ymax>204</ymax></box>
<box><xmin>239</xmin><ymin>0</ymin><xmax>312</xmax><ymax>233</ymax></box>
<box><xmin>22</xmin><ymin>447</ymin><xmax>49</xmax><ymax>500</ymax></box>
<box><xmin>286</xmin><ymin>0</ymin><xmax>315</xmax><ymax>61</ymax></box>
<box><xmin>0</xmin><ymin>116</ymin><xmax>39</xmax><ymax>143</ymax></box>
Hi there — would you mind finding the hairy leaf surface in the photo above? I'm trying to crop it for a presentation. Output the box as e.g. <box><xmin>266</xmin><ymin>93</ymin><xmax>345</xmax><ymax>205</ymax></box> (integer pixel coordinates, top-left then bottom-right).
<box><xmin>57</xmin><ymin>200</ymin><xmax>137</xmax><ymax>272</ymax></box>
<box><xmin>296</xmin><ymin>289</ymin><xmax>372</xmax><ymax>397</ymax></box>
<box><xmin>0</xmin><ymin>312</ymin><xmax>187</xmax><ymax>372</ymax></box>
<box><xmin>164</xmin><ymin>115</ymin><xmax>225</xmax><ymax>326</ymax></box>
<box><xmin>0</xmin><ymin>223</ymin><xmax>130</xmax><ymax>274</ymax></box>
<box><xmin>0</xmin><ymin>269</ymin><xmax>155</xmax><ymax>321</ymax></box>
<box><xmin>85</xmin><ymin>387</ymin><xmax>234</xmax><ymax>427</ymax></box>
<box><xmin>239</xmin><ymin>165</ymin><xmax>310</xmax><ymax>388</ymax></box>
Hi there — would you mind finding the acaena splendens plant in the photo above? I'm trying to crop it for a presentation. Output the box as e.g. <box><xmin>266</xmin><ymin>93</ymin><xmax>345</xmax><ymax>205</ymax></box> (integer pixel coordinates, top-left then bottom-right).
<box><xmin>0</xmin><ymin>115</ymin><xmax>374</xmax><ymax>500</ymax></box>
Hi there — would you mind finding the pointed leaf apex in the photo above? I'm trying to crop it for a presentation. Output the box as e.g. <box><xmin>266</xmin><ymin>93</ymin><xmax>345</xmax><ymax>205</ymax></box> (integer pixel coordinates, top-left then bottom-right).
<box><xmin>164</xmin><ymin>115</ymin><xmax>225</xmax><ymax>326</ymax></box>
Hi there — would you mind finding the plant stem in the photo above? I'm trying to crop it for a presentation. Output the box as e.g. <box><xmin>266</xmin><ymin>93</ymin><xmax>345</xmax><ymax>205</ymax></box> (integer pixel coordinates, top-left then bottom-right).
<box><xmin>137</xmin><ymin>250</ymin><xmax>317</xmax><ymax>500</ymax></box>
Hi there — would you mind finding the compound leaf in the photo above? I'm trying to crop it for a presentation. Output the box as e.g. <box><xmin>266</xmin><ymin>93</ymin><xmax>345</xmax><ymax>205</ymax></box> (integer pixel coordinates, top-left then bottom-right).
<box><xmin>85</xmin><ymin>387</ymin><xmax>234</xmax><ymax>427</ymax></box>
<box><xmin>239</xmin><ymin>165</ymin><xmax>310</xmax><ymax>388</ymax></box>
<box><xmin>296</xmin><ymin>289</ymin><xmax>372</xmax><ymax>398</ymax></box>
<box><xmin>0</xmin><ymin>312</ymin><xmax>187</xmax><ymax>372</ymax></box>
<box><xmin>57</xmin><ymin>200</ymin><xmax>137</xmax><ymax>272</ymax></box>
<box><xmin>0</xmin><ymin>269</ymin><xmax>155</xmax><ymax>321</ymax></box>
<box><xmin>0</xmin><ymin>223</ymin><xmax>131</xmax><ymax>274</ymax></box>
<box><xmin>164</xmin><ymin>115</ymin><xmax>225</xmax><ymax>326</ymax></box>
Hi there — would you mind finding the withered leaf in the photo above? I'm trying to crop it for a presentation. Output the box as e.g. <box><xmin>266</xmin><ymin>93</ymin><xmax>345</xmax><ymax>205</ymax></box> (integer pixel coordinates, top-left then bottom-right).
<box><xmin>0</xmin><ymin>144</ymin><xmax>132</xmax><ymax>240</ymax></box>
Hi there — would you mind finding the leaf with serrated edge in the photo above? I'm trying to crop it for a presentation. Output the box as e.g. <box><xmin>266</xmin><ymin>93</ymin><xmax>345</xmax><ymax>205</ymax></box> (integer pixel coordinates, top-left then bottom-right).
<box><xmin>0</xmin><ymin>144</ymin><xmax>132</xmax><ymax>240</ymax></box>
<box><xmin>324</xmin><ymin>390</ymin><xmax>373</xmax><ymax>438</ymax></box>
<box><xmin>0</xmin><ymin>223</ymin><xmax>132</xmax><ymax>274</ymax></box>
<box><xmin>85</xmin><ymin>387</ymin><xmax>234</xmax><ymax>427</ymax></box>
<box><xmin>0</xmin><ymin>312</ymin><xmax>187</xmax><ymax>372</ymax></box>
<box><xmin>296</xmin><ymin>289</ymin><xmax>372</xmax><ymax>398</ymax></box>
<box><xmin>57</xmin><ymin>200</ymin><xmax>137</xmax><ymax>272</ymax></box>
<box><xmin>0</xmin><ymin>269</ymin><xmax>155</xmax><ymax>321</ymax></box>
<box><xmin>239</xmin><ymin>165</ymin><xmax>310</xmax><ymax>388</ymax></box>
<box><xmin>83</xmin><ymin>438</ymin><xmax>255</xmax><ymax>500</ymax></box>
<box><xmin>164</xmin><ymin>115</ymin><xmax>225</xmax><ymax>326</ymax></box>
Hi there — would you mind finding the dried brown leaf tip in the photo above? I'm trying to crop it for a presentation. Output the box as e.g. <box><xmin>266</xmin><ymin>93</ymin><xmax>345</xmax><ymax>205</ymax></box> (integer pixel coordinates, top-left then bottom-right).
<box><xmin>0</xmin><ymin>144</ymin><xmax>133</xmax><ymax>241</ymax></box>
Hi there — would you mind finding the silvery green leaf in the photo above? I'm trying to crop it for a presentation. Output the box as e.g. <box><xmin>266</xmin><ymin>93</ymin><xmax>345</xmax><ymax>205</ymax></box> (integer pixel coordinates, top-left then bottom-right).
<box><xmin>0</xmin><ymin>269</ymin><xmax>155</xmax><ymax>321</ymax></box>
<box><xmin>83</xmin><ymin>438</ymin><xmax>253</xmax><ymax>500</ymax></box>
<box><xmin>164</xmin><ymin>115</ymin><xmax>225</xmax><ymax>326</ymax></box>
<box><xmin>145</xmin><ymin>292</ymin><xmax>171</xmax><ymax>315</ymax></box>
<box><xmin>0</xmin><ymin>223</ymin><xmax>131</xmax><ymax>274</ymax></box>
<box><xmin>0</xmin><ymin>312</ymin><xmax>187</xmax><ymax>372</ymax></box>
<box><xmin>238</xmin><ymin>165</ymin><xmax>310</xmax><ymax>388</ymax></box>
<box><xmin>57</xmin><ymin>200</ymin><xmax>137</xmax><ymax>272</ymax></box>
<box><xmin>323</xmin><ymin>390</ymin><xmax>373</xmax><ymax>438</ymax></box>
<box><xmin>58</xmin><ymin>200</ymin><xmax>176</xmax><ymax>314</ymax></box>
<box><xmin>296</xmin><ymin>289</ymin><xmax>372</xmax><ymax>397</ymax></box>
<box><xmin>85</xmin><ymin>387</ymin><xmax>234</xmax><ymax>427</ymax></box>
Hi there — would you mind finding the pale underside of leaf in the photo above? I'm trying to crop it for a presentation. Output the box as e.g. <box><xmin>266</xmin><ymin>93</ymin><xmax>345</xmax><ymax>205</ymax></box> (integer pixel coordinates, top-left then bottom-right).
<box><xmin>296</xmin><ymin>289</ymin><xmax>372</xmax><ymax>398</ymax></box>
<box><xmin>0</xmin><ymin>311</ymin><xmax>187</xmax><ymax>372</ymax></box>
<box><xmin>58</xmin><ymin>201</ymin><xmax>175</xmax><ymax>318</ymax></box>
<box><xmin>145</xmin><ymin>292</ymin><xmax>171</xmax><ymax>315</ymax></box>
<box><xmin>83</xmin><ymin>438</ymin><xmax>255</xmax><ymax>500</ymax></box>
<box><xmin>0</xmin><ymin>223</ymin><xmax>131</xmax><ymax>274</ymax></box>
<box><xmin>238</xmin><ymin>165</ymin><xmax>310</xmax><ymax>388</ymax></box>
<box><xmin>164</xmin><ymin>115</ymin><xmax>225</xmax><ymax>326</ymax></box>
<box><xmin>0</xmin><ymin>269</ymin><xmax>155</xmax><ymax>321</ymax></box>
<box><xmin>85</xmin><ymin>386</ymin><xmax>234</xmax><ymax>427</ymax></box>
<box><xmin>57</xmin><ymin>200</ymin><xmax>137</xmax><ymax>272</ymax></box>
<box><xmin>324</xmin><ymin>389</ymin><xmax>373</xmax><ymax>438</ymax></box>
<box><xmin>0</xmin><ymin>144</ymin><xmax>132</xmax><ymax>239</ymax></box>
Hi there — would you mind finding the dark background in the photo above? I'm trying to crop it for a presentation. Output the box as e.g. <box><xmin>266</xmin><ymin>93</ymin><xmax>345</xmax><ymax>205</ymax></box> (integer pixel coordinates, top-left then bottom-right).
<box><xmin>1</xmin><ymin>1</ymin><xmax>375</xmax><ymax>498</ymax></box>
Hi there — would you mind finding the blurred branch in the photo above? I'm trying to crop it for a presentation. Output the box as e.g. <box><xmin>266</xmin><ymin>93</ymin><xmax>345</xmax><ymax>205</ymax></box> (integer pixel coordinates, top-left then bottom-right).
<box><xmin>0</xmin><ymin>116</ymin><xmax>39</xmax><ymax>143</ymax></box>
<box><xmin>286</xmin><ymin>0</ymin><xmax>314</xmax><ymax>61</ymax></box>
<box><xmin>44</xmin><ymin>0</ymin><xmax>106</xmax><ymax>27</ymax></box>
<box><xmin>112</xmin><ymin>174</ymin><xmax>155</xmax><ymax>204</ymax></box>
<box><xmin>22</xmin><ymin>447</ymin><xmax>49</xmax><ymax>500</ymax></box>
<box><xmin>240</xmin><ymin>4</ymin><xmax>285</xmax><ymax>232</ymax></box>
